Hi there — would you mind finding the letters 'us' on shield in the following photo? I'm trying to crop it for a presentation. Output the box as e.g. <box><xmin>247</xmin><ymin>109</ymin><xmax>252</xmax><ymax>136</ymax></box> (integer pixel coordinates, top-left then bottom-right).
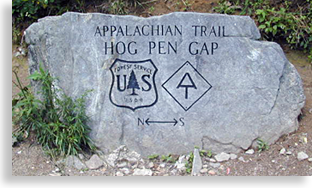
<box><xmin>109</xmin><ymin>59</ymin><xmax>158</xmax><ymax>111</ymax></box>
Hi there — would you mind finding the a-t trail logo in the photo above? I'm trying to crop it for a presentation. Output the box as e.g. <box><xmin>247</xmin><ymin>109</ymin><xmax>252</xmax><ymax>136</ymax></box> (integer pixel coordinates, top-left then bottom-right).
<box><xmin>109</xmin><ymin>59</ymin><xmax>158</xmax><ymax>111</ymax></box>
<box><xmin>162</xmin><ymin>61</ymin><xmax>212</xmax><ymax>111</ymax></box>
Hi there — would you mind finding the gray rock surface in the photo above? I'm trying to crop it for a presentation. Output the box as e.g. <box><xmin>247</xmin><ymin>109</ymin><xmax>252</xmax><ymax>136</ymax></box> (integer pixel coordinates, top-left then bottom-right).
<box><xmin>133</xmin><ymin>168</ymin><xmax>153</xmax><ymax>176</ymax></box>
<box><xmin>297</xmin><ymin>151</ymin><xmax>309</xmax><ymax>161</ymax></box>
<box><xmin>104</xmin><ymin>145</ymin><xmax>141</xmax><ymax>167</ymax></box>
<box><xmin>191</xmin><ymin>148</ymin><xmax>202</xmax><ymax>176</ymax></box>
<box><xmin>85</xmin><ymin>155</ymin><xmax>104</xmax><ymax>170</ymax></box>
<box><xmin>64</xmin><ymin>155</ymin><xmax>86</xmax><ymax>170</ymax></box>
<box><xmin>215</xmin><ymin>152</ymin><xmax>230</xmax><ymax>162</ymax></box>
<box><xmin>25</xmin><ymin>12</ymin><xmax>305</xmax><ymax>157</ymax></box>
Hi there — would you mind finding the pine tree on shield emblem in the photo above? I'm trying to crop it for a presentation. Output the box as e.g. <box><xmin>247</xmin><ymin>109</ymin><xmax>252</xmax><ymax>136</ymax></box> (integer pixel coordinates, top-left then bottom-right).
<box><xmin>109</xmin><ymin>59</ymin><xmax>158</xmax><ymax>111</ymax></box>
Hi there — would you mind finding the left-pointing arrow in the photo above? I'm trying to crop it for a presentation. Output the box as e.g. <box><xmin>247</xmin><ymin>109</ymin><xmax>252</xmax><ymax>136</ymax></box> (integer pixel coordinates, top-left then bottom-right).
<box><xmin>145</xmin><ymin>118</ymin><xmax>178</xmax><ymax>126</ymax></box>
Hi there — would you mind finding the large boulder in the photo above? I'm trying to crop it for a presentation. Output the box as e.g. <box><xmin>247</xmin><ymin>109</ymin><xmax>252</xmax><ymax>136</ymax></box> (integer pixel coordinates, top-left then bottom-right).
<box><xmin>25</xmin><ymin>12</ymin><xmax>305</xmax><ymax>157</ymax></box>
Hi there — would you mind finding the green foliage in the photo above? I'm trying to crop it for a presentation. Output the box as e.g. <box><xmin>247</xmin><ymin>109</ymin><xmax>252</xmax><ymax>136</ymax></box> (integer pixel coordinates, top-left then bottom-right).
<box><xmin>199</xmin><ymin>149</ymin><xmax>212</xmax><ymax>158</ymax></box>
<box><xmin>147</xmin><ymin>154</ymin><xmax>159</xmax><ymax>160</ymax></box>
<box><xmin>12</xmin><ymin>70</ymin><xmax>41</xmax><ymax>139</ymax></box>
<box><xmin>12</xmin><ymin>0</ymin><xmax>51</xmax><ymax>23</ymax></box>
<box><xmin>257</xmin><ymin>138</ymin><xmax>269</xmax><ymax>152</ymax></box>
<box><xmin>12</xmin><ymin>0</ymin><xmax>88</xmax><ymax>25</ymax></box>
<box><xmin>214</xmin><ymin>0</ymin><xmax>312</xmax><ymax>57</ymax></box>
<box><xmin>213</xmin><ymin>0</ymin><xmax>236</xmax><ymax>14</ymax></box>
<box><xmin>108</xmin><ymin>0</ymin><xmax>143</xmax><ymax>15</ymax></box>
<box><xmin>110</xmin><ymin>0</ymin><xmax>127</xmax><ymax>15</ymax></box>
<box><xmin>185</xmin><ymin>151</ymin><xmax>194</xmax><ymax>174</ymax></box>
<box><xmin>12</xmin><ymin>0</ymin><xmax>148</xmax><ymax>23</ymax></box>
<box><xmin>184</xmin><ymin>148</ymin><xmax>211</xmax><ymax>173</ymax></box>
<box><xmin>12</xmin><ymin>64</ymin><xmax>96</xmax><ymax>157</ymax></box>
<box><xmin>308</xmin><ymin>48</ymin><xmax>312</xmax><ymax>63</ymax></box>
<box><xmin>160</xmin><ymin>154</ymin><xmax>177</xmax><ymax>163</ymax></box>
<box><xmin>254</xmin><ymin>2</ymin><xmax>312</xmax><ymax>51</ymax></box>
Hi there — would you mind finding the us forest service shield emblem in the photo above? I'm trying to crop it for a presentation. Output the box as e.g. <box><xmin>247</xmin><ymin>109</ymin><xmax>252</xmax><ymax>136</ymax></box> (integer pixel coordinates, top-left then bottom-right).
<box><xmin>109</xmin><ymin>59</ymin><xmax>158</xmax><ymax>111</ymax></box>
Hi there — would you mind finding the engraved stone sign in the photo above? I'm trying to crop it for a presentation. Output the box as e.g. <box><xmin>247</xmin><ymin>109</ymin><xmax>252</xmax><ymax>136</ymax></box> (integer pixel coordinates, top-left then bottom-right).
<box><xmin>109</xmin><ymin>59</ymin><xmax>158</xmax><ymax>111</ymax></box>
<box><xmin>162</xmin><ymin>61</ymin><xmax>212</xmax><ymax>111</ymax></box>
<box><xmin>25</xmin><ymin>12</ymin><xmax>305</xmax><ymax>156</ymax></box>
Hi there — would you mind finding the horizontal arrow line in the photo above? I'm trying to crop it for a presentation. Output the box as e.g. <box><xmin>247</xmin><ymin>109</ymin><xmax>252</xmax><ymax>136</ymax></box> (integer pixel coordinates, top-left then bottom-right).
<box><xmin>145</xmin><ymin>118</ymin><xmax>178</xmax><ymax>126</ymax></box>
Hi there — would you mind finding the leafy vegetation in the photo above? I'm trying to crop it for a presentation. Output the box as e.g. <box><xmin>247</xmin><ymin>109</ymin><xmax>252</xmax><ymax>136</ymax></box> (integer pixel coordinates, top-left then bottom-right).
<box><xmin>147</xmin><ymin>154</ymin><xmax>159</xmax><ymax>160</ymax></box>
<box><xmin>160</xmin><ymin>154</ymin><xmax>179</xmax><ymax>163</ymax></box>
<box><xmin>213</xmin><ymin>0</ymin><xmax>236</xmax><ymax>14</ymax></box>
<box><xmin>257</xmin><ymin>138</ymin><xmax>269</xmax><ymax>152</ymax></box>
<box><xmin>108</xmin><ymin>0</ymin><xmax>155</xmax><ymax>15</ymax></box>
<box><xmin>12</xmin><ymin>0</ymin><xmax>150</xmax><ymax>44</ymax></box>
<box><xmin>184</xmin><ymin>148</ymin><xmax>212</xmax><ymax>174</ymax></box>
<box><xmin>12</xmin><ymin>0</ymin><xmax>146</xmax><ymax>24</ymax></box>
<box><xmin>12</xmin><ymin>0</ymin><xmax>51</xmax><ymax>23</ymax></box>
<box><xmin>12</xmin><ymin>64</ymin><xmax>96</xmax><ymax>157</ymax></box>
<box><xmin>185</xmin><ymin>151</ymin><xmax>194</xmax><ymax>174</ymax></box>
<box><xmin>214</xmin><ymin>0</ymin><xmax>312</xmax><ymax>63</ymax></box>
<box><xmin>12</xmin><ymin>0</ymin><xmax>81</xmax><ymax>24</ymax></box>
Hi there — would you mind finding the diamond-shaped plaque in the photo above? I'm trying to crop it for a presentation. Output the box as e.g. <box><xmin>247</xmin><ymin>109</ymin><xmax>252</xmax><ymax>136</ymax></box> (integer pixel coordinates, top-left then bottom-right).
<box><xmin>162</xmin><ymin>61</ymin><xmax>212</xmax><ymax>111</ymax></box>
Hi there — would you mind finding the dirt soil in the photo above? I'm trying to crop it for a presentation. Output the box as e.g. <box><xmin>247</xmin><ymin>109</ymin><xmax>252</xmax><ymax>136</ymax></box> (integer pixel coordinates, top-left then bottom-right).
<box><xmin>139</xmin><ymin>0</ymin><xmax>219</xmax><ymax>16</ymax></box>
<box><xmin>12</xmin><ymin>0</ymin><xmax>312</xmax><ymax>176</ymax></box>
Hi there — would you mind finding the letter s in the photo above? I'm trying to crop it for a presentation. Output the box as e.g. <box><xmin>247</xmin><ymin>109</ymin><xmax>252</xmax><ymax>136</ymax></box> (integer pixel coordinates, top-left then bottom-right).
<box><xmin>141</xmin><ymin>75</ymin><xmax>152</xmax><ymax>91</ymax></box>
<box><xmin>179</xmin><ymin>117</ymin><xmax>185</xmax><ymax>126</ymax></box>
